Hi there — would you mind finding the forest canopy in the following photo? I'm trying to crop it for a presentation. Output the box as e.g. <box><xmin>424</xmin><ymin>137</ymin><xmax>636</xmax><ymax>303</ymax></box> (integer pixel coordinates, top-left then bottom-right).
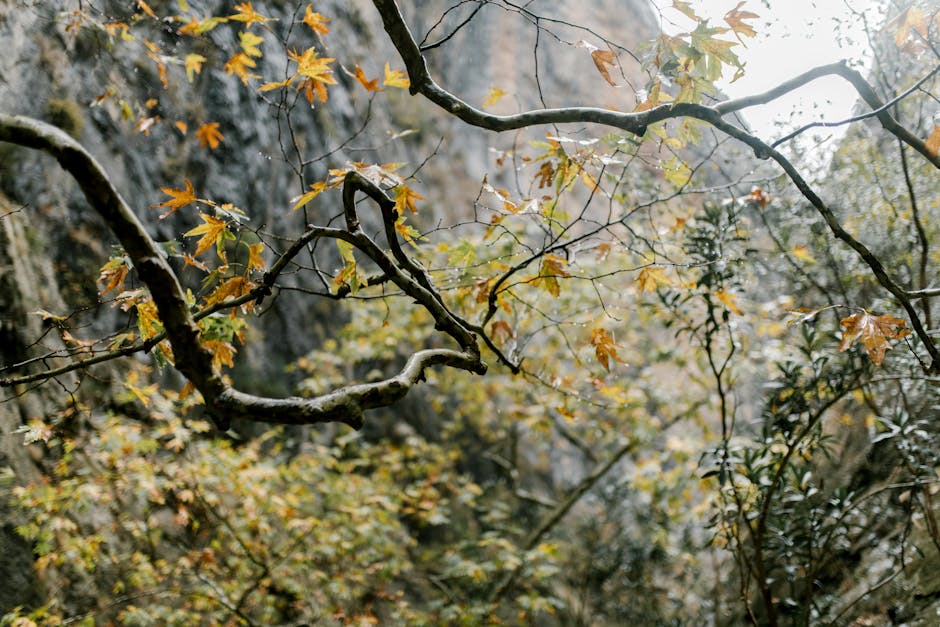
<box><xmin>1</xmin><ymin>0</ymin><xmax>939</xmax><ymax>624</ymax></box>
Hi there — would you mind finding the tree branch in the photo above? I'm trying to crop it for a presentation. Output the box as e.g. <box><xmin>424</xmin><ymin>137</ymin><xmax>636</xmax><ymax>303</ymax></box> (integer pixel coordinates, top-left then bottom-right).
<box><xmin>369</xmin><ymin>0</ymin><xmax>940</xmax><ymax>371</ymax></box>
<box><xmin>0</xmin><ymin>114</ymin><xmax>486</xmax><ymax>428</ymax></box>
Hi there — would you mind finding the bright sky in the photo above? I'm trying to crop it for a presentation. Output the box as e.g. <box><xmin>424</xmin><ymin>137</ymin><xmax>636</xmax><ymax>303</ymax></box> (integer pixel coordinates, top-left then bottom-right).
<box><xmin>655</xmin><ymin>0</ymin><xmax>887</xmax><ymax>140</ymax></box>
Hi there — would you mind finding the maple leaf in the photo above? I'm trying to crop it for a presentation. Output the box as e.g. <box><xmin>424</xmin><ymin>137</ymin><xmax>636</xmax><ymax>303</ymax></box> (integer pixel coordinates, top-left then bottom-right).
<box><xmin>179</xmin><ymin>15</ymin><xmax>227</xmax><ymax>36</ymax></box>
<box><xmin>302</xmin><ymin>4</ymin><xmax>330</xmax><ymax>37</ymax></box>
<box><xmin>224</xmin><ymin>52</ymin><xmax>259</xmax><ymax>84</ymax></box>
<box><xmin>246</xmin><ymin>242</ymin><xmax>265</xmax><ymax>273</ymax></box>
<box><xmin>174</xmin><ymin>120</ymin><xmax>188</xmax><ymax>134</ymax></box>
<box><xmin>259</xmin><ymin>78</ymin><xmax>293</xmax><ymax>92</ymax></box>
<box><xmin>185</xmin><ymin>213</ymin><xmax>229</xmax><ymax>258</ymax></box>
<box><xmin>714</xmin><ymin>289</ymin><xmax>743</xmax><ymax>316</ymax></box>
<box><xmin>926</xmin><ymin>124</ymin><xmax>940</xmax><ymax>157</ymax></box>
<box><xmin>230</xmin><ymin>2</ymin><xmax>270</xmax><ymax>27</ymax></box>
<box><xmin>395</xmin><ymin>216</ymin><xmax>423</xmax><ymax>246</ymax></box>
<box><xmin>290</xmin><ymin>181</ymin><xmax>329</xmax><ymax>210</ymax></box>
<box><xmin>239</xmin><ymin>31</ymin><xmax>264</xmax><ymax>58</ymax></box>
<box><xmin>888</xmin><ymin>6</ymin><xmax>928</xmax><ymax>47</ymax></box>
<box><xmin>194</xmin><ymin>122</ymin><xmax>225</xmax><ymax>149</ymax></box>
<box><xmin>536</xmin><ymin>254</ymin><xmax>571</xmax><ymax>297</ymax></box>
<box><xmin>137</xmin><ymin>0</ymin><xmax>157</xmax><ymax>19</ymax></box>
<box><xmin>293</xmin><ymin>47</ymin><xmax>337</xmax><ymax>83</ymax></box>
<box><xmin>394</xmin><ymin>185</ymin><xmax>423</xmax><ymax>214</ymax></box>
<box><xmin>590</xmin><ymin>327</ymin><xmax>622</xmax><ymax>371</ymax></box>
<box><xmin>724</xmin><ymin>1</ymin><xmax>759</xmax><ymax>40</ymax></box>
<box><xmin>135</xmin><ymin>299</ymin><xmax>163</xmax><ymax>340</ymax></box>
<box><xmin>134</xmin><ymin>115</ymin><xmax>158</xmax><ymax>135</ymax></box>
<box><xmin>791</xmin><ymin>245</ymin><xmax>816</xmax><ymax>264</ymax></box>
<box><xmin>184</xmin><ymin>53</ymin><xmax>206</xmax><ymax>82</ymax></box>
<box><xmin>839</xmin><ymin>311</ymin><xmax>911</xmax><ymax>366</ymax></box>
<box><xmin>206</xmin><ymin>276</ymin><xmax>254</xmax><ymax>307</ymax></box>
<box><xmin>482</xmin><ymin>87</ymin><xmax>506</xmax><ymax>108</ymax></box>
<box><xmin>672</xmin><ymin>0</ymin><xmax>703</xmax><ymax>22</ymax></box>
<box><xmin>383</xmin><ymin>63</ymin><xmax>410</xmax><ymax>89</ymax></box>
<box><xmin>636</xmin><ymin>266</ymin><xmax>672</xmax><ymax>292</ymax></box>
<box><xmin>591</xmin><ymin>49</ymin><xmax>619</xmax><ymax>86</ymax></box>
<box><xmin>204</xmin><ymin>339</ymin><xmax>237</xmax><ymax>369</ymax></box>
<box><xmin>490</xmin><ymin>320</ymin><xmax>514</xmax><ymax>345</ymax></box>
<box><xmin>153</xmin><ymin>179</ymin><xmax>197</xmax><ymax>219</ymax></box>
<box><xmin>98</xmin><ymin>257</ymin><xmax>129</xmax><ymax>295</ymax></box>
<box><xmin>747</xmin><ymin>187</ymin><xmax>769</xmax><ymax>207</ymax></box>
<box><xmin>348</xmin><ymin>65</ymin><xmax>382</xmax><ymax>91</ymax></box>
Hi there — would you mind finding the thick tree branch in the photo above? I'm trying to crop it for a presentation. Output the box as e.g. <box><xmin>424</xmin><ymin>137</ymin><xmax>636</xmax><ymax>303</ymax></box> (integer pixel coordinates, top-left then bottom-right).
<box><xmin>370</xmin><ymin>0</ymin><xmax>940</xmax><ymax>371</ymax></box>
<box><xmin>0</xmin><ymin>114</ymin><xmax>486</xmax><ymax>428</ymax></box>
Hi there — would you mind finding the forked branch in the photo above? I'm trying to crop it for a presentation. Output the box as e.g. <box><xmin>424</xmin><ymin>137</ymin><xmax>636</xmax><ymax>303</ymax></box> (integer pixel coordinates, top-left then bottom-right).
<box><xmin>0</xmin><ymin>114</ymin><xmax>485</xmax><ymax>428</ymax></box>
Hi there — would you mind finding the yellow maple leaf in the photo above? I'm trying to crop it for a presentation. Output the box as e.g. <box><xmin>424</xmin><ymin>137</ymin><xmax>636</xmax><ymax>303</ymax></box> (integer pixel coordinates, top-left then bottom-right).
<box><xmin>302</xmin><ymin>4</ymin><xmax>330</xmax><ymax>37</ymax></box>
<box><xmin>153</xmin><ymin>179</ymin><xmax>197</xmax><ymax>219</ymax></box>
<box><xmin>194</xmin><ymin>122</ymin><xmax>224</xmax><ymax>149</ymax></box>
<box><xmin>223</xmin><ymin>52</ymin><xmax>259</xmax><ymax>84</ymax></box>
<box><xmin>636</xmin><ymin>266</ymin><xmax>673</xmax><ymax>292</ymax></box>
<box><xmin>230</xmin><ymin>2</ymin><xmax>270</xmax><ymax>27</ymax></box>
<box><xmin>383</xmin><ymin>63</ymin><xmax>410</xmax><ymax>89</ymax></box>
<box><xmin>259</xmin><ymin>78</ymin><xmax>293</xmax><ymax>92</ymax></box>
<box><xmin>536</xmin><ymin>254</ymin><xmax>570</xmax><ymax>297</ymax></box>
<box><xmin>184</xmin><ymin>53</ymin><xmax>206</xmax><ymax>82</ymax></box>
<box><xmin>179</xmin><ymin>15</ymin><xmax>227</xmax><ymax>37</ymax></box>
<box><xmin>290</xmin><ymin>181</ymin><xmax>329</xmax><ymax>210</ymax></box>
<box><xmin>185</xmin><ymin>213</ymin><xmax>229</xmax><ymax>258</ymax></box>
<box><xmin>482</xmin><ymin>86</ymin><xmax>506</xmax><ymax>108</ymax></box>
<box><xmin>292</xmin><ymin>47</ymin><xmax>336</xmax><ymax>83</ymax></box>
<box><xmin>715</xmin><ymin>289</ymin><xmax>743</xmax><ymax>316</ymax></box>
<box><xmin>239</xmin><ymin>30</ymin><xmax>264</xmax><ymax>58</ymax></box>
<box><xmin>135</xmin><ymin>299</ymin><xmax>163</xmax><ymax>340</ymax></box>
<box><xmin>839</xmin><ymin>311</ymin><xmax>911</xmax><ymax>366</ymax></box>
<box><xmin>246</xmin><ymin>242</ymin><xmax>265</xmax><ymax>273</ymax></box>
<box><xmin>791</xmin><ymin>245</ymin><xmax>816</xmax><ymax>263</ymax></box>
<box><xmin>394</xmin><ymin>185</ymin><xmax>424</xmax><ymax>214</ymax></box>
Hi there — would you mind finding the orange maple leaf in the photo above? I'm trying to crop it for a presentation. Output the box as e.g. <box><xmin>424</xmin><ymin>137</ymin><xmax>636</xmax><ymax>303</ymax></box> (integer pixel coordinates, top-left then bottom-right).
<box><xmin>153</xmin><ymin>179</ymin><xmax>197</xmax><ymax>219</ymax></box>
<box><xmin>724</xmin><ymin>1</ymin><xmax>759</xmax><ymax>40</ymax></box>
<box><xmin>715</xmin><ymin>289</ymin><xmax>743</xmax><ymax>316</ymax></box>
<box><xmin>591</xmin><ymin>49</ymin><xmax>619</xmax><ymax>86</ymax></box>
<box><xmin>925</xmin><ymin>124</ymin><xmax>940</xmax><ymax>158</ymax></box>
<box><xmin>839</xmin><ymin>311</ymin><xmax>911</xmax><ymax>366</ymax></box>
<box><xmin>195</xmin><ymin>122</ymin><xmax>225</xmax><ymax>149</ymax></box>
<box><xmin>302</xmin><ymin>4</ymin><xmax>330</xmax><ymax>37</ymax></box>
<box><xmin>348</xmin><ymin>65</ymin><xmax>382</xmax><ymax>91</ymax></box>
<box><xmin>394</xmin><ymin>185</ymin><xmax>423</xmax><ymax>214</ymax></box>
<box><xmin>590</xmin><ymin>327</ymin><xmax>622</xmax><ymax>371</ymax></box>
